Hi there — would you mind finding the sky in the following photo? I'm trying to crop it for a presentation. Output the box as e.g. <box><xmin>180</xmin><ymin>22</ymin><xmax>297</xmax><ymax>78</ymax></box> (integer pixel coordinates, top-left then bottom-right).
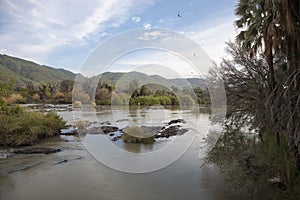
<box><xmin>0</xmin><ymin>0</ymin><xmax>238</xmax><ymax>77</ymax></box>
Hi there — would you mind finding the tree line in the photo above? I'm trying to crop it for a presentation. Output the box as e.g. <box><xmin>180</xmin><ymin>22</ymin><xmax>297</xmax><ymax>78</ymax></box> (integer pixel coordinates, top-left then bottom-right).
<box><xmin>0</xmin><ymin>78</ymin><xmax>209</xmax><ymax>106</ymax></box>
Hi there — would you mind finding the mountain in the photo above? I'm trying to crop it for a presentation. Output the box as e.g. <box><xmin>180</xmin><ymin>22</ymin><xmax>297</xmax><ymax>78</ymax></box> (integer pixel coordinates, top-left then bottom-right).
<box><xmin>0</xmin><ymin>54</ymin><xmax>76</xmax><ymax>87</ymax></box>
<box><xmin>170</xmin><ymin>78</ymin><xmax>207</xmax><ymax>89</ymax></box>
<box><xmin>0</xmin><ymin>54</ymin><xmax>206</xmax><ymax>89</ymax></box>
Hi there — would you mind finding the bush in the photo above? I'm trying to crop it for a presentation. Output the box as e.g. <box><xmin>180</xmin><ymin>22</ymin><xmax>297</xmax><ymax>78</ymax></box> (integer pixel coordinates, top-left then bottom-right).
<box><xmin>0</xmin><ymin>105</ymin><xmax>66</xmax><ymax>146</ymax></box>
<box><xmin>129</xmin><ymin>95</ymin><xmax>176</xmax><ymax>106</ymax></box>
<box><xmin>5</xmin><ymin>93</ymin><xmax>26</xmax><ymax>105</ymax></box>
<box><xmin>96</xmin><ymin>100</ymin><xmax>111</xmax><ymax>105</ymax></box>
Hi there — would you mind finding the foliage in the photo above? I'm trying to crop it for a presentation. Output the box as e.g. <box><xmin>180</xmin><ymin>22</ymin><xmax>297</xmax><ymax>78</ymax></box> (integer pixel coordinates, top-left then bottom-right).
<box><xmin>0</xmin><ymin>101</ymin><xmax>66</xmax><ymax>146</ymax></box>
<box><xmin>0</xmin><ymin>83</ymin><xmax>13</xmax><ymax>97</ymax></box>
<box><xmin>129</xmin><ymin>95</ymin><xmax>174</xmax><ymax>106</ymax></box>
<box><xmin>0</xmin><ymin>54</ymin><xmax>76</xmax><ymax>87</ymax></box>
<box><xmin>5</xmin><ymin>93</ymin><xmax>26</xmax><ymax>105</ymax></box>
<box><xmin>205</xmin><ymin>0</ymin><xmax>300</xmax><ymax>198</ymax></box>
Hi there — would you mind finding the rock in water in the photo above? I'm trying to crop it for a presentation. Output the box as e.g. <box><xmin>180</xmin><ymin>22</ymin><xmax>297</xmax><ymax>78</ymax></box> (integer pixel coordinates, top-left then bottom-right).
<box><xmin>121</xmin><ymin>126</ymin><xmax>156</xmax><ymax>144</ymax></box>
<box><xmin>100</xmin><ymin>126</ymin><xmax>119</xmax><ymax>134</ymax></box>
<box><xmin>167</xmin><ymin>119</ymin><xmax>186</xmax><ymax>125</ymax></box>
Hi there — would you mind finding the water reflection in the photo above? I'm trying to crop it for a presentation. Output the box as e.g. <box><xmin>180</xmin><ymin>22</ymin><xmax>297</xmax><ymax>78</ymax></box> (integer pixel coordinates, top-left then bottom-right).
<box><xmin>0</xmin><ymin>106</ymin><xmax>229</xmax><ymax>200</ymax></box>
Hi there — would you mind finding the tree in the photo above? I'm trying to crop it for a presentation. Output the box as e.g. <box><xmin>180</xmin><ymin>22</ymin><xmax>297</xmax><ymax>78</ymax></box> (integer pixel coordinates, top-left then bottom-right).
<box><xmin>60</xmin><ymin>80</ymin><xmax>74</xmax><ymax>93</ymax></box>
<box><xmin>140</xmin><ymin>85</ymin><xmax>151</xmax><ymax>96</ymax></box>
<box><xmin>235</xmin><ymin>0</ymin><xmax>300</xmax><ymax>171</ymax></box>
<box><xmin>236</xmin><ymin>0</ymin><xmax>277</xmax><ymax>91</ymax></box>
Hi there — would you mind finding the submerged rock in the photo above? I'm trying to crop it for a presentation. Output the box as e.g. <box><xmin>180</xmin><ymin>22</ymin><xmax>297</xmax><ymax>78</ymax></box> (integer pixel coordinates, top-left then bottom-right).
<box><xmin>13</xmin><ymin>147</ymin><xmax>61</xmax><ymax>154</ymax></box>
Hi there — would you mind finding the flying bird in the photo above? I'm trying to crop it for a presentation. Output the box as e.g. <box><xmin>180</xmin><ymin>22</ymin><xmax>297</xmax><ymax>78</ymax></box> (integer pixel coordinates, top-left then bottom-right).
<box><xmin>177</xmin><ymin>12</ymin><xmax>182</xmax><ymax>18</ymax></box>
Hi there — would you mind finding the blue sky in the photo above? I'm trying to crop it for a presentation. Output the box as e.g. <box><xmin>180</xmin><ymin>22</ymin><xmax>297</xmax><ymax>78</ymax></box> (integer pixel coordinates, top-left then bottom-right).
<box><xmin>0</xmin><ymin>0</ymin><xmax>238</xmax><ymax>76</ymax></box>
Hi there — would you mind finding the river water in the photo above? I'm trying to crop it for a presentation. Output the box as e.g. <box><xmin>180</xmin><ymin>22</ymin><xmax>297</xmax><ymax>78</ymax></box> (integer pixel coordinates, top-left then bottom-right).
<box><xmin>0</xmin><ymin>106</ymin><xmax>228</xmax><ymax>200</ymax></box>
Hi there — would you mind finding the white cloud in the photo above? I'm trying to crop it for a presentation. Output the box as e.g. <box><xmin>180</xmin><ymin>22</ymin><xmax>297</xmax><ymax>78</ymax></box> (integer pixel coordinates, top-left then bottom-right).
<box><xmin>131</xmin><ymin>16</ymin><xmax>141</xmax><ymax>22</ymax></box>
<box><xmin>0</xmin><ymin>0</ymin><xmax>155</xmax><ymax>64</ymax></box>
<box><xmin>143</xmin><ymin>23</ymin><xmax>152</xmax><ymax>30</ymax></box>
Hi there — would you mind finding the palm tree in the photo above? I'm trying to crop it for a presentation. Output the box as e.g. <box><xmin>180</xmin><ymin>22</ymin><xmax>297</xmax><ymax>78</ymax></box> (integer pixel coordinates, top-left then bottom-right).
<box><xmin>235</xmin><ymin>0</ymin><xmax>300</xmax><ymax>172</ymax></box>
<box><xmin>235</xmin><ymin>0</ymin><xmax>278</xmax><ymax>91</ymax></box>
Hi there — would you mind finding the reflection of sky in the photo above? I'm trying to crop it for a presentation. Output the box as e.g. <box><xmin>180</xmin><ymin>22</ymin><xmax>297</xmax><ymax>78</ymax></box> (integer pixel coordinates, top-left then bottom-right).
<box><xmin>0</xmin><ymin>0</ymin><xmax>237</xmax><ymax>73</ymax></box>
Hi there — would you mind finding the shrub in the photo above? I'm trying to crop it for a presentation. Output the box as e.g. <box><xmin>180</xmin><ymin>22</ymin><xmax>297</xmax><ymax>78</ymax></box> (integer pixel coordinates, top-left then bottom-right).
<box><xmin>0</xmin><ymin>106</ymin><xmax>66</xmax><ymax>146</ymax></box>
<box><xmin>5</xmin><ymin>93</ymin><xmax>25</xmax><ymax>105</ymax></box>
<box><xmin>32</xmin><ymin>93</ymin><xmax>40</xmax><ymax>102</ymax></box>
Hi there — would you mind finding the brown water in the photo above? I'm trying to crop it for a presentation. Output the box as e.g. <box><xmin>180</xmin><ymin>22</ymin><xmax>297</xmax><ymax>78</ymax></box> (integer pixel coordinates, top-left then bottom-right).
<box><xmin>0</xmin><ymin>106</ymin><xmax>229</xmax><ymax>200</ymax></box>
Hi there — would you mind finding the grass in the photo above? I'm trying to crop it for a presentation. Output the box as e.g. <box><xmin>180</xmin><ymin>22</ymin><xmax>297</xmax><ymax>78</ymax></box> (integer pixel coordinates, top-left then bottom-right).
<box><xmin>0</xmin><ymin>99</ymin><xmax>66</xmax><ymax>146</ymax></box>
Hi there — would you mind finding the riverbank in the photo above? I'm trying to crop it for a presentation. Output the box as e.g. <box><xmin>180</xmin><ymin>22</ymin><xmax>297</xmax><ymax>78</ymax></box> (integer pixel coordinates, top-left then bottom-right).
<box><xmin>0</xmin><ymin>100</ymin><xmax>66</xmax><ymax>147</ymax></box>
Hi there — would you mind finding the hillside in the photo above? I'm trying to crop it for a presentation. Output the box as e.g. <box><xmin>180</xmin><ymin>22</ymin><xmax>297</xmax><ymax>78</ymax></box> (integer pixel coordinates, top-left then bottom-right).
<box><xmin>0</xmin><ymin>54</ymin><xmax>206</xmax><ymax>89</ymax></box>
<box><xmin>170</xmin><ymin>78</ymin><xmax>207</xmax><ymax>89</ymax></box>
<box><xmin>94</xmin><ymin>72</ymin><xmax>206</xmax><ymax>90</ymax></box>
<box><xmin>0</xmin><ymin>54</ymin><xmax>76</xmax><ymax>87</ymax></box>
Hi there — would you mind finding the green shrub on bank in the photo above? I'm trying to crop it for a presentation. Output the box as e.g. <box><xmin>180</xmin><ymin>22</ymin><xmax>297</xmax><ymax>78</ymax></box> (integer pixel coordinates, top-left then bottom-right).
<box><xmin>0</xmin><ymin>101</ymin><xmax>66</xmax><ymax>146</ymax></box>
<box><xmin>129</xmin><ymin>95</ymin><xmax>179</xmax><ymax>106</ymax></box>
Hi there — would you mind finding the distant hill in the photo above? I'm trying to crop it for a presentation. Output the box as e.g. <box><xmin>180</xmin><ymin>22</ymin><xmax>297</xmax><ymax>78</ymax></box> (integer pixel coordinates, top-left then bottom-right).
<box><xmin>0</xmin><ymin>54</ymin><xmax>206</xmax><ymax>89</ymax></box>
<box><xmin>170</xmin><ymin>78</ymin><xmax>207</xmax><ymax>89</ymax></box>
<box><xmin>0</xmin><ymin>54</ymin><xmax>76</xmax><ymax>87</ymax></box>
<box><xmin>92</xmin><ymin>71</ymin><xmax>206</xmax><ymax>90</ymax></box>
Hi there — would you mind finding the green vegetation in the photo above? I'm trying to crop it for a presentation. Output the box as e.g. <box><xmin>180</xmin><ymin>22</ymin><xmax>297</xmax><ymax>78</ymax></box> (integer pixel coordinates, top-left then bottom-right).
<box><xmin>0</xmin><ymin>54</ymin><xmax>76</xmax><ymax>87</ymax></box>
<box><xmin>128</xmin><ymin>85</ymin><xmax>208</xmax><ymax>106</ymax></box>
<box><xmin>0</xmin><ymin>54</ymin><xmax>209</xmax><ymax>106</ymax></box>
<box><xmin>0</xmin><ymin>99</ymin><xmax>66</xmax><ymax>146</ymax></box>
<box><xmin>205</xmin><ymin>0</ymin><xmax>300</xmax><ymax>199</ymax></box>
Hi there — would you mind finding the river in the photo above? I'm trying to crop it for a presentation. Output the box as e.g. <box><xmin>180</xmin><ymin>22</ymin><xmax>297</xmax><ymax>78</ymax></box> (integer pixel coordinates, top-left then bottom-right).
<box><xmin>0</xmin><ymin>106</ymin><xmax>228</xmax><ymax>200</ymax></box>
